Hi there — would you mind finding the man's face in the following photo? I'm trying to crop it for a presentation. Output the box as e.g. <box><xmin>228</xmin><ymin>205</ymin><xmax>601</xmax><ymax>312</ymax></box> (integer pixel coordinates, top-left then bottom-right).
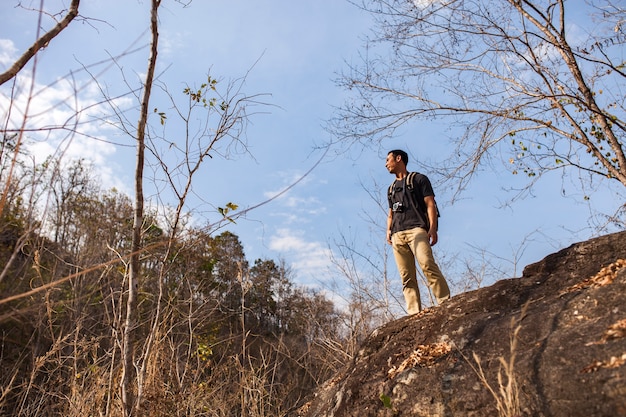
<box><xmin>385</xmin><ymin>153</ymin><xmax>400</xmax><ymax>173</ymax></box>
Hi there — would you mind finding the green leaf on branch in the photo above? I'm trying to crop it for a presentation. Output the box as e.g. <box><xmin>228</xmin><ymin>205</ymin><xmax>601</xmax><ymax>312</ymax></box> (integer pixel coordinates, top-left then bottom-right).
<box><xmin>153</xmin><ymin>108</ymin><xmax>167</xmax><ymax>125</ymax></box>
<box><xmin>218</xmin><ymin>202</ymin><xmax>239</xmax><ymax>224</ymax></box>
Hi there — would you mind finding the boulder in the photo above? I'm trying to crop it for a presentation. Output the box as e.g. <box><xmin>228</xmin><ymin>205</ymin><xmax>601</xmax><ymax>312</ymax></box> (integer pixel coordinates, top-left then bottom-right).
<box><xmin>297</xmin><ymin>231</ymin><xmax>626</xmax><ymax>417</ymax></box>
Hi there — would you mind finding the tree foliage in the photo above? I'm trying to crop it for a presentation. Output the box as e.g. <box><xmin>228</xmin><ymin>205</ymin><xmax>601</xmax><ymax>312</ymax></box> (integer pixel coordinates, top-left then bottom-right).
<box><xmin>0</xmin><ymin>1</ymin><xmax>349</xmax><ymax>415</ymax></box>
<box><xmin>0</xmin><ymin>157</ymin><xmax>345</xmax><ymax>416</ymax></box>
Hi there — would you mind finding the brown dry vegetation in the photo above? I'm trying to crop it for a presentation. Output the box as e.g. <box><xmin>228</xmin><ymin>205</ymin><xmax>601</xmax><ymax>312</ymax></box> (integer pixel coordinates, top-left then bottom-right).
<box><xmin>0</xmin><ymin>172</ymin><xmax>351</xmax><ymax>416</ymax></box>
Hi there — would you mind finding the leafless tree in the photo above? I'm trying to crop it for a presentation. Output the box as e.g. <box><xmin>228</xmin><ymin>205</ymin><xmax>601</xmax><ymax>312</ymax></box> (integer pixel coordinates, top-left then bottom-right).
<box><xmin>333</xmin><ymin>0</ymin><xmax>625</xmax><ymax>218</ymax></box>
<box><xmin>120</xmin><ymin>0</ymin><xmax>160</xmax><ymax>413</ymax></box>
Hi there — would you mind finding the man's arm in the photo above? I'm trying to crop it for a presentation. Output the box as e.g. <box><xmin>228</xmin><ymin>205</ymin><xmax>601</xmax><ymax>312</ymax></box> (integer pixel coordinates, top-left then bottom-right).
<box><xmin>386</xmin><ymin>208</ymin><xmax>393</xmax><ymax>244</ymax></box>
<box><xmin>424</xmin><ymin>195</ymin><xmax>438</xmax><ymax>246</ymax></box>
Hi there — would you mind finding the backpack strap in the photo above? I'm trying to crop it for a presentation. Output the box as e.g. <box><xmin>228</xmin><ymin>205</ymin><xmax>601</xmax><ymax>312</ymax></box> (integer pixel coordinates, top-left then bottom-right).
<box><xmin>405</xmin><ymin>172</ymin><xmax>422</xmax><ymax>210</ymax></box>
<box><xmin>389</xmin><ymin>172</ymin><xmax>440</xmax><ymax>221</ymax></box>
<box><xmin>404</xmin><ymin>172</ymin><xmax>427</xmax><ymax>227</ymax></box>
<box><xmin>389</xmin><ymin>172</ymin><xmax>415</xmax><ymax>199</ymax></box>
<box><xmin>406</xmin><ymin>172</ymin><xmax>416</xmax><ymax>191</ymax></box>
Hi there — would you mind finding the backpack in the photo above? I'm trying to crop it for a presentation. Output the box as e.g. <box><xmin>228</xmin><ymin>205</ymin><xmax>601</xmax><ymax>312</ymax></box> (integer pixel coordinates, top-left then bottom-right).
<box><xmin>388</xmin><ymin>172</ymin><xmax>440</xmax><ymax>230</ymax></box>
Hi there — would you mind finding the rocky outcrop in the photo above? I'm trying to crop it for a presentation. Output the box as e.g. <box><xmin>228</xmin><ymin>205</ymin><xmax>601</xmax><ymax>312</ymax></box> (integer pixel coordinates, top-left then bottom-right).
<box><xmin>297</xmin><ymin>231</ymin><xmax>626</xmax><ymax>417</ymax></box>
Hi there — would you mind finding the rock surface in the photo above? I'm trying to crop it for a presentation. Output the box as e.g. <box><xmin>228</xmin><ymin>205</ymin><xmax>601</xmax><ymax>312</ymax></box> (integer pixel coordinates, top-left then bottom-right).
<box><xmin>296</xmin><ymin>231</ymin><xmax>626</xmax><ymax>417</ymax></box>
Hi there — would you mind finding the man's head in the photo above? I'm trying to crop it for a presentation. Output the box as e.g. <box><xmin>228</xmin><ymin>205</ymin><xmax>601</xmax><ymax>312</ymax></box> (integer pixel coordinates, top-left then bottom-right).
<box><xmin>388</xmin><ymin>150</ymin><xmax>408</xmax><ymax>165</ymax></box>
<box><xmin>386</xmin><ymin>149</ymin><xmax>409</xmax><ymax>174</ymax></box>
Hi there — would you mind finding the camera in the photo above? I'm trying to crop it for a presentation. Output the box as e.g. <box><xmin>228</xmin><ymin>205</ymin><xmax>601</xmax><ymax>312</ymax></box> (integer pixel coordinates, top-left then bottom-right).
<box><xmin>392</xmin><ymin>201</ymin><xmax>404</xmax><ymax>212</ymax></box>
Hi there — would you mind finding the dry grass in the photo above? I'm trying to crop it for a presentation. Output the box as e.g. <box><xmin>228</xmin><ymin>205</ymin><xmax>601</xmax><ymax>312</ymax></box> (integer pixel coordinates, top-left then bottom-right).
<box><xmin>465</xmin><ymin>303</ymin><xmax>527</xmax><ymax>417</ymax></box>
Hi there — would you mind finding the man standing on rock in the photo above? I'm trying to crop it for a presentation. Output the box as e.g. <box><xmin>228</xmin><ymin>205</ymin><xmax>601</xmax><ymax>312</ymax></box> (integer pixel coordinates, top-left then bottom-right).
<box><xmin>385</xmin><ymin>149</ymin><xmax>450</xmax><ymax>314</ymax></box>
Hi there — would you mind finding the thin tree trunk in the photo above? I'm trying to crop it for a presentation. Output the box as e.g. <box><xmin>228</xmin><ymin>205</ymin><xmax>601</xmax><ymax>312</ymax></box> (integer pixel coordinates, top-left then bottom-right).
<box><xmin>121</xmin><ymin>1</ymin><xmax>160</xmax><ymax>415</ymax></box>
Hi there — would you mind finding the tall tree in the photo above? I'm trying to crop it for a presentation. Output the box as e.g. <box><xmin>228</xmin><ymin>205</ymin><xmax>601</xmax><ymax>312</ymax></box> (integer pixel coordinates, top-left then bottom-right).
<box><xmin>334</xmin><ymin>0</ymin><xmax>625</xmax><ymax>215</ymax></box>
<box><xmin>121</xmin><ymin>0</ymin><xmax>160</xmax><ymax>413</ymax></box>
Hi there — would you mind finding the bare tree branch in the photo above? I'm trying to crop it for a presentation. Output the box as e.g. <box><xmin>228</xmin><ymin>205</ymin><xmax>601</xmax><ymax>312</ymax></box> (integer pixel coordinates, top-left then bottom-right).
<box><xmin>332</xmin><ymin>0</ymin><xmax>626</xmax><ymax>204</ymax></box>
<box><xmin>0</xmin><ymin>0</ymin><xmax>81</xmax><ymax>86</ymax></box>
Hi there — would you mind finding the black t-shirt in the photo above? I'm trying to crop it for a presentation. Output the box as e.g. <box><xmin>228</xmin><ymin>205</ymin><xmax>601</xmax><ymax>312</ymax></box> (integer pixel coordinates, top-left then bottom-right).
<box><xmin>388</xmin><ymin>173</ymin><xmax>434</xmax><ymax>234</ymax></box>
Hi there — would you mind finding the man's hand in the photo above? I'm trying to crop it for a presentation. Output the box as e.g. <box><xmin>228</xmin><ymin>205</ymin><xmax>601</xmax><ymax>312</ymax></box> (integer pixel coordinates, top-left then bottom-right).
<box><xmin>428</xmin><ymin>229</ymin><xmax>438</xmax><ymax>246</ymax></box>
<box><xmin>424</xmin><ymin>196</ymin><xmax>438</xmax><ymax>245</ymax></box>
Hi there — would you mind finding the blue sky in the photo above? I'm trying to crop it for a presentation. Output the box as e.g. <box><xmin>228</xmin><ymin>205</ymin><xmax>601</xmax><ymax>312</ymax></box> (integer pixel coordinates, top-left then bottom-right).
<box><xmin>1</xmin><ymin>1</ymin><xmax>621</xmax><ymax>310</ymax></box>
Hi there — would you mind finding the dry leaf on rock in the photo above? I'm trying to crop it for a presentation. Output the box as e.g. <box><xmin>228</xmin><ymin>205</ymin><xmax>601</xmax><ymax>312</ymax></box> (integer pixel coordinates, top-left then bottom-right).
<box><xmin>562</xmin><ymin>259</ymin><xmax>626</xmax><ymax>295</ymax></box>
<box><xmin>388</xmin><ymin>342</ymin><xmax>451</xmax><ymax>379</ymax></box>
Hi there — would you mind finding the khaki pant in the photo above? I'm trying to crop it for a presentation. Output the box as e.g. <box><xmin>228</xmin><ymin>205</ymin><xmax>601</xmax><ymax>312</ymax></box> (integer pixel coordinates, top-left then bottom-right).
<box><xmin>391</xmin><ymin>227</ymin><xmax>450</xmax><ymax>314</ymax></box>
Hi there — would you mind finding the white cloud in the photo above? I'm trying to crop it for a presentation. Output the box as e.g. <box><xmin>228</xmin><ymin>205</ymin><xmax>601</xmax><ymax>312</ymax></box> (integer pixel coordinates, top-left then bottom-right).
<box><xmin>412</xmin><ymin>0</ymin><xmax>438</xmax><ymax>8</ymax></box>
<box><xmin>268</xmin><ymin>228</ymin><xmax>333</xmax><ymax>280</ymax></box>
<box><xmin>263</xmin><ymin>170</ymin><xmax>313</xmax><ymax>198</ymax></box>
<box><xmin>282</xmin><ymin>195</ymin><xmax>327</xmax><ymax>216</ymax></box>
<box><xmin>160</xmin><ymin>28</ymin><xmax>186</xmax><ymax>59</ymax></box>
<box><xmin>0</xmin><ymin>58</ymin><xmax>133</xmax><ymax>193</ymax></box>
<box><xmin>0</xmin><ymin>38</ymin><xmax>18</xmax><ymax>68</ymax></box>
<box><xmin>261</xmin><ymin>171</ymin><xmax>327</xmax><ymax>221</ymax></box>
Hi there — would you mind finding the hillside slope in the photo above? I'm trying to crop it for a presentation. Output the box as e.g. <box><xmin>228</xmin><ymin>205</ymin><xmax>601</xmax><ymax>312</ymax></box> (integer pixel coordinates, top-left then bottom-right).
<box><xmin>297</xmin><ymin>231</ymin><xmax>626</xmax><ymax>417</ymax></box>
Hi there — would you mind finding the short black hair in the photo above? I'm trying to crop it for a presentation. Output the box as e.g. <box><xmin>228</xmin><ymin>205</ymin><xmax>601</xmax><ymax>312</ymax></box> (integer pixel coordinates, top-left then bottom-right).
<box><xmin>388</xmin><ymin>149</ymin><xmax>408</xmax><ymax>165</ymax></box>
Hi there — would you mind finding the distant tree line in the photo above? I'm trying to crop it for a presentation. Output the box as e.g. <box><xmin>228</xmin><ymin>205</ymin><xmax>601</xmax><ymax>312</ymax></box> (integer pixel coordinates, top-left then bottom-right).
<box><xmin>0</xmin><ymin>154</ymin><xmax>349</xmax><ymax>416</ymax></box>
